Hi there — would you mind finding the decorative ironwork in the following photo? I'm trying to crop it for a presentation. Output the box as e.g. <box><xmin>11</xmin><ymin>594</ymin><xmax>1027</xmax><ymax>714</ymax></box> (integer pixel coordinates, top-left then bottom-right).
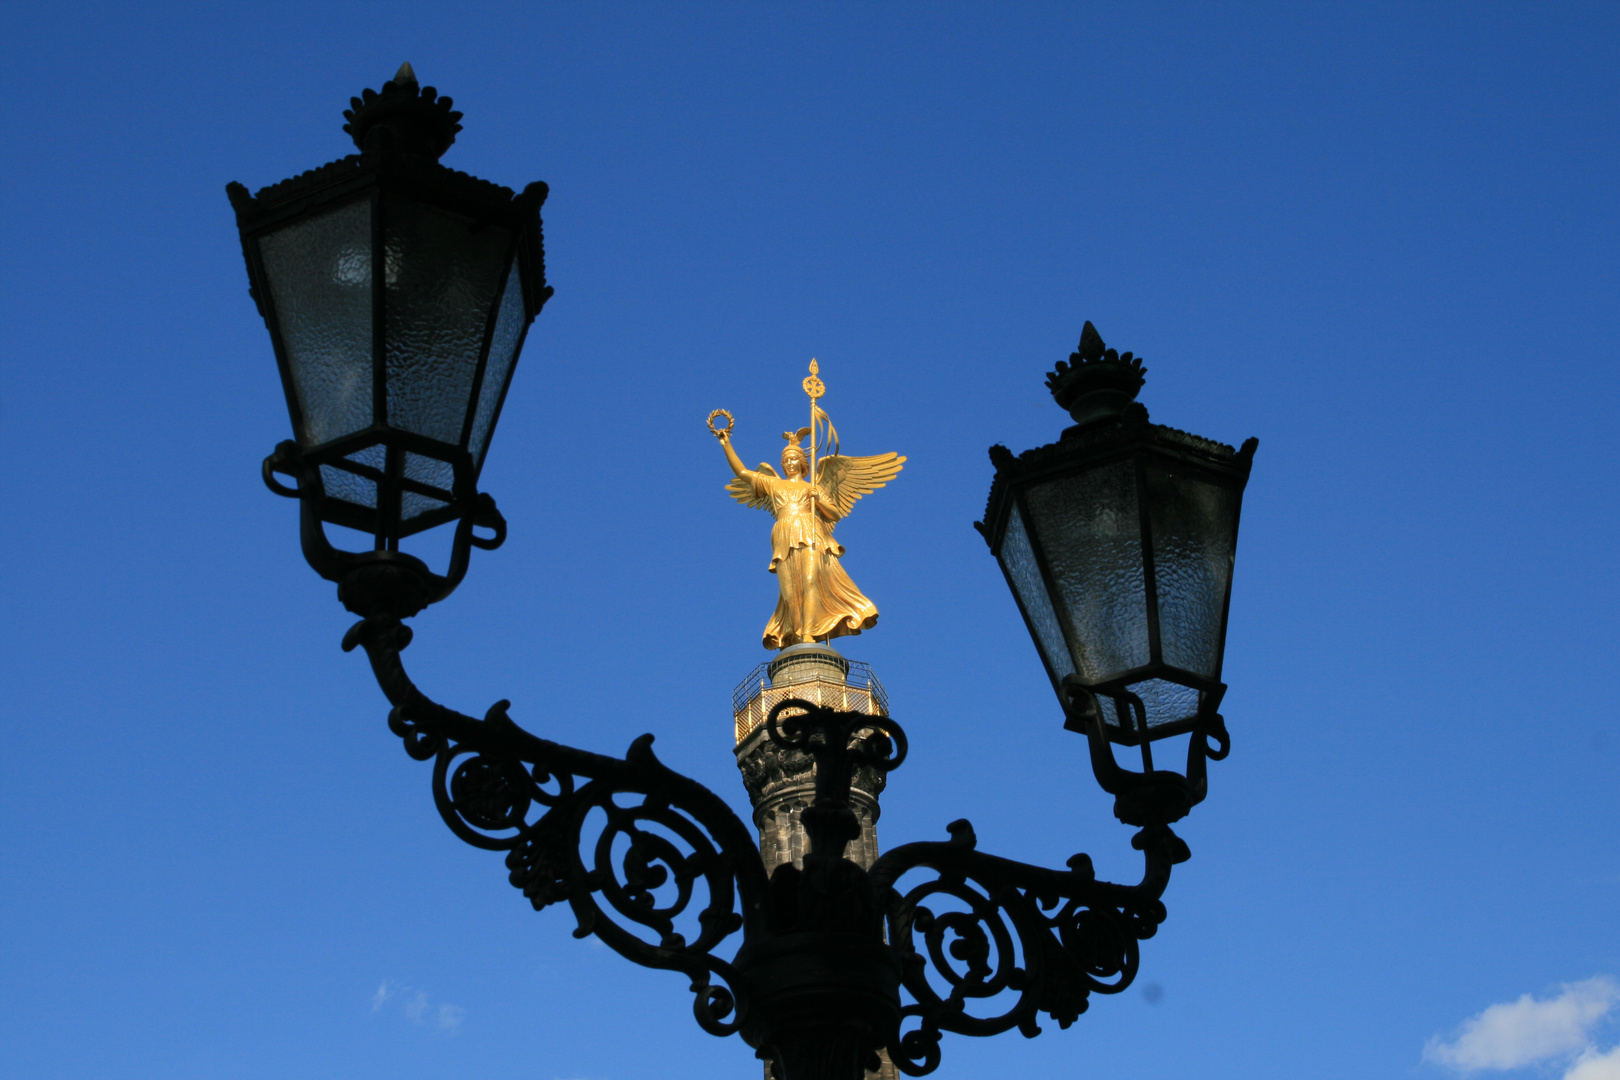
<box><xmin>267</xmin><ymin>413</ymin><xmax>1220</xmax><ymax>1080</ymax></box>
<box><xmin>342</xmin><ymin>613</ymin><xmax>770</xmax><ymax>1036</ymax></box>
<box><xmin>871</xmin><ymin>818</ymin><xmax>1182</xmax><ymax>1076</ymax></box>
<box><xmin>329</xmin><ymin>616</ymin><xmax>1195</xmax><ymax>1079</ymax></box>
<box><xmin>759</xmin><ymin>699</ymin><xmax>907</xmax><ymax>863</ymax></box>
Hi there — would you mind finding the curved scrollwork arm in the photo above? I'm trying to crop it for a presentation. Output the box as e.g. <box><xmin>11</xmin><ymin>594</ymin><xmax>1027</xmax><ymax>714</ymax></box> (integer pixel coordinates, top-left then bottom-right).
<box><xmin>869</xmin><ymin>818</ymin><xmax>1185</xmax><ymax>1076</ymax></box>
<box><xmin>342</xmin><ymin>615</ymin><xmax>771</xmax><ymax>1037</ymax></box>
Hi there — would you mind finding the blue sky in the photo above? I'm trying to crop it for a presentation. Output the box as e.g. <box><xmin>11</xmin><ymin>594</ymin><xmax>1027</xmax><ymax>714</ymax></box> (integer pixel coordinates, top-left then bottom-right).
<box><xmin>2</xmin><ymin>3</ymin><xmax>1617</xmax><ymax>1079</ymax></box>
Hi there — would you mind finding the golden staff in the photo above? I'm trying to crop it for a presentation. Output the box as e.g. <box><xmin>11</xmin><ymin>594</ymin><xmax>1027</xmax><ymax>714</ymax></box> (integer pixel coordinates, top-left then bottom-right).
<box><xmin>803</xmin><ymin>359</ymin><xmax>829</xmax><ymax>641</ymax></box>
<box><xmin>803</xmin><ymin>358</ymin><xmax>825</xmax><ymax>483</ymax></box>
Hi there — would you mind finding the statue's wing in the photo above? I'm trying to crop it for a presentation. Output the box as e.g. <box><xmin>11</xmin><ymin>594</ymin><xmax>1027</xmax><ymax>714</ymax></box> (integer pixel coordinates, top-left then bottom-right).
<box><xmin>815</xmin><ymin>453</ymin><xmax>906</xmax><ymax>519</ymax></box>
<box><xmin>726</xmin><ymin>463</ymin><xmax>779</xmax><ymax>511</ymax></box>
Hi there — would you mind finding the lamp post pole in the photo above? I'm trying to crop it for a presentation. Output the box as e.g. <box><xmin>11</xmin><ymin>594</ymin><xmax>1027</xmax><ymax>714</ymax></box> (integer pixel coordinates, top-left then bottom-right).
<box><xmin>228</xmin><ymin>68</ymin><xmax>1256</xmax><ymax>1080</ymax></box>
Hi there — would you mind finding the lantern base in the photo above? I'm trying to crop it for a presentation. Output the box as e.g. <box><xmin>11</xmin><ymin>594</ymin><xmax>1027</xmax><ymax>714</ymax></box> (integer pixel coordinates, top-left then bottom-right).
<box><xmin>263</xmin><ymin>440</ymin><xmax>508</xmax><ymax>619</ymax></box>
<box><xmin>336</xmin><ymin>552</ymin><xmax>437</xmax><ymax>620</ymax></box>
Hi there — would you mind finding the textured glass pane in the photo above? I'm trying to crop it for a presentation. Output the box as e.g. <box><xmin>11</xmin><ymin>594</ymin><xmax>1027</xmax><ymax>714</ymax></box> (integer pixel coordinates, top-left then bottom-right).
<box><xmin>401</xmin><ymin>491</ymin><xmax>451</xmax><ymax>520</ymax></box>
<box><xmin>1147</xmin><ymin>468</ymin><xmax>1237</xmax><ymax>678</ymax></box>
<box><xmin>469</xmin><ymin>257</ymin><xmax>526</xmax><ymax>468</ymax></box>
<box><xmin>404</xmin><ymin>452</ymin><xmax>453</xmax><ymax>493</ymax></box>
<box><xmin>259</xmin><ymin>200</ymin><xmax>374</xmax><ymax>445</ymax></box>
<box><xmin>347</xmin><ymin>445</ymin><xmax>385</xmax><ymax>472</ymax></box>
<box><xmin>1023</xmin><ymin>462</ymin><xmax>1150</xmax><ymax>681</ymax></box>
<box><xmin>997</xmin><ymin>503</ymin><xmax>1074</xmax><ymax>682</ymax></box>
<box><xmin>383</xmin><ymin>202</ymin><xmax>512</xmax><ymax>443</ymax></box>
<box><xmin>1094</xmin><ymin>692</ymin><xmax>1125</xmax><ymax>731</ymax></box>
<box><xmin>320</xmin><ymin>464</ymin><xmax>376</xmax><ymax>509</ymax></box>
<box><xmin>401</xmin><ymin>452</ymin><xmax>455</xmax><ymax>521</ymax></box>
<box><xmin>1127</xmin><ymin>677</ymin><xmax>1202</xmax><ymax>730</ymax></box>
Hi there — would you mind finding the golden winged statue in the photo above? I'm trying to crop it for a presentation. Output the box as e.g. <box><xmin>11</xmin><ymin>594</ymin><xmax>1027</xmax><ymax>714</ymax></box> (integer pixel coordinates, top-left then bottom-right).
<box><xmin>711</xmin><ymin>362</ymin><xmax>905</xmax><ymax>650</ymax></box>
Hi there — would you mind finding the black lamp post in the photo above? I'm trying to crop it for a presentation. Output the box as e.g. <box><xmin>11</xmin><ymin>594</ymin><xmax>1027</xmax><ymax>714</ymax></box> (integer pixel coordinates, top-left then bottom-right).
<box><xmin>230</xmin><ymin>69</ymin><xmax>1256</xmax><ymax>1080</ymax></box>
<box><xmin>228</xmin><ymin>62</ymin><xmax>552</xmax><ymax>618</ymax></box>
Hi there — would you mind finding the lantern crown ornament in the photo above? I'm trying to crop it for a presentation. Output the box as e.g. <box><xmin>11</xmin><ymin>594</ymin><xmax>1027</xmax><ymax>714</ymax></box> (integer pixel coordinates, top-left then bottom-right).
<box><xmin>227</xmin><ymin>66</ymin><xmax>553</xmax><ymax>620</ymax></box>
<box><xmin>342</xmin><ymin>62</ymin><xmax>464</xmax><ymax>161</ymax></box>
<box><xmin>1044</xmin><ymin>320</ymin><xmax>1148</xmax><ymax>427</ymax></box>
<box><xmin>978</xmin><ymin>323</ymin><xmax>1256</xmax><ymax>825</ymax></box>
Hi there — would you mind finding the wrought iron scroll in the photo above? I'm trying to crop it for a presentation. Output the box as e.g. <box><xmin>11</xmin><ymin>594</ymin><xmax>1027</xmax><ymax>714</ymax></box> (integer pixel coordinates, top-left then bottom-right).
<box><xmin>869</xmin><ymin>819</ymin><xmax>1184</xmax><ymax>1076</ymax></box>
<box><xmin>343</xmin><ymin>615</ymin><xmax>770</xmax><ymax>1036</ymax></box>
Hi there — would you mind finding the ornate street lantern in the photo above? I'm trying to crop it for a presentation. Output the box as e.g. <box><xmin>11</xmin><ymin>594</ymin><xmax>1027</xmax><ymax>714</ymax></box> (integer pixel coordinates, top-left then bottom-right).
<box><xmin>227</xmin><ymin>63</ymin><xmax>552</xmax><ymax>616</ymax></box>
<box><xmin>233</xmin><ymin>67</ymin><xmax>1261</xmax><ymax>1072</ymax></box>
<box><xmin>978</xmin><ymin>323</ymin><xmax>1256</xmax><ymax>821</ymax></box>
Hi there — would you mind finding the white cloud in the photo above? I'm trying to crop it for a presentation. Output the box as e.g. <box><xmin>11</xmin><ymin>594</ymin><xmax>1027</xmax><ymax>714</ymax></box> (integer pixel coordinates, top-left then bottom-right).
<box><xmin>1567</xmin><ymin>1046</ymin><xmax>1620</xmax><ymax>1080</ymax></box>
<box><xmin>370</xmin><ymin>981</ymin><xmax>395</xmax><ymax>1014</ymax></box>
<box><xmin>405</xmin><ymin>990</ymin><xmax>430</xmax><ymax>1025</ymax></box>
<box><xmin>371</xmin><ymin>981</ymin><xmax>464</xmax><ymax>1035</ymax></box>
<box><xmin>1425</xmin><ymin>977</ymin><xmax>1620</xmax><ymax>1073</ymax></box>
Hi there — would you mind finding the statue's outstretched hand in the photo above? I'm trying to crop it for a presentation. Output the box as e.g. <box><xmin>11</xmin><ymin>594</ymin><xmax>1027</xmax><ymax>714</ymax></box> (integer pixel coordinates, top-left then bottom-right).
<box><xmin>707</xmin><ymin>408</ymin><xmax>734</xmax><ymax>442</ymax></box>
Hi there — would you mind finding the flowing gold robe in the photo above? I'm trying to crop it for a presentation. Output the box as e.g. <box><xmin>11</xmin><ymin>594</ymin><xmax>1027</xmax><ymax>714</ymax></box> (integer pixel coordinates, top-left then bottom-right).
<box><xmin>745</xmin><ymin>471</ymin><xmax>877</xmax><ymax>650</ymax></box>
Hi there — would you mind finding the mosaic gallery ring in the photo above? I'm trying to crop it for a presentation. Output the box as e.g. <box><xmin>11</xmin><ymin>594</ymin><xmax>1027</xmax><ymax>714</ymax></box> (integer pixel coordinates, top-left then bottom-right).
<box><xmin>707</xmin><ymin>408</ymin><xmax>735</xmax><ymax>438</ymax></box>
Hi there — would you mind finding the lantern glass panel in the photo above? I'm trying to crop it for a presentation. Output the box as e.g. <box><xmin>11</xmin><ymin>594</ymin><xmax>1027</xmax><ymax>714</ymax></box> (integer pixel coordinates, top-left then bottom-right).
<box><xmin>401</xmin><ymin>451</ymin><xmax>455</xmax><ymax>521</ymax></box>
<box><xmin>258</xmin><ymin>199</ymin><xmax>374</xmax><ymax>445</ymax></box>
<box><xmin>1132</xmin><ymin>677</ymin><xmax>1202</xmax><ymax>730</ymax></box>
<box><xmin>1023</xmin><ymin>460</ymin><xmax>1151</xmax><ymax>681</ymax></box>
<box><xmin>1145</xmin><ymin>466</ymin><xmax>1237</xmax><ymax>679</ymax></box>
<box><xmin>469</xmin><ymin>256</ymin><xmax>527</xmax><ymax>469</ymax></box>
<box><xmin>316</xmin><ymin>445</ymin><xmax>384</xmax><ymax>515</ymax></box>
<box><xmin>382</xmin><ymin>201</ymin><xmax>514</xmax><ymax>444</ymax></box>
<box><xmin>1095</xmin><ymin>693</ymin><xmax>1125</xmax><ymax>732</ymax></box>
<box><xmin>999</xmin><ymin>502</ymin><xmax>1075</xmax><ymax>682</ymax></box>
<box><xmin>320</xmin><ymin>464</ymin><xmax>378</xmax><ymax>509</ymax></box>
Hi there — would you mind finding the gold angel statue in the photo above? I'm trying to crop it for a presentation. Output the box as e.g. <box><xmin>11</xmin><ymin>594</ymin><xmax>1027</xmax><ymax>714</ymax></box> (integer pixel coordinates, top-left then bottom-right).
<box><xmin>711</xmin><ymin>361</ymin><xmax>905</xmax><ymax>651</ymax></box>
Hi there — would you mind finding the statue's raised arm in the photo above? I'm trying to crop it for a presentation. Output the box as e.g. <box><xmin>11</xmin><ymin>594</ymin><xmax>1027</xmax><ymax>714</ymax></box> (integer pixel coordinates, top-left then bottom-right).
<box><xmin>712</xmin><ymin>410</ymin><xmax>791</xmax><ymax>513</ymax></box>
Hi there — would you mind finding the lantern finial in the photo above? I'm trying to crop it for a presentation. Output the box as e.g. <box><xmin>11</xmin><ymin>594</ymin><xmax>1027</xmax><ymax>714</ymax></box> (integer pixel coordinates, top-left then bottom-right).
<box><xmin>1044</xmin><ymin>321</ymin><xmax>1148</xmax><ymax>427</ymax></box>
<box><xmin>342</xmin><ymin>63</ymin><xmax>463</xmax><ymax>161</ymax></box>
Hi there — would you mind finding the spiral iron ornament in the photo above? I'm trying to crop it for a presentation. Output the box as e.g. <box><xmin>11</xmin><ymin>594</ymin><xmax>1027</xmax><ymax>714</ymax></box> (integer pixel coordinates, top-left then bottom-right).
<box><xmin>346</xmin><ymin>615</ymin><xmax>767</xmax><ymax>1036</ymax></box>
<box><xmin>339</xmin><ymin>615</ymin><xmax>1196</xmax><ymax>1078</ymax></box>
<box><xmin>871</xmin><ymin>819</ymin><xmax>1178</xmax><ymax>1075</ymax></box>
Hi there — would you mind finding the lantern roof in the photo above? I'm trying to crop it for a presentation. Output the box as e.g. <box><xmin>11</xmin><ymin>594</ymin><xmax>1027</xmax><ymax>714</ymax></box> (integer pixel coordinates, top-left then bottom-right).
<box><xmin>228</xmin><ymin>63</ymin><xmax>545</xmax><ymax>240</ymax></box>
<box><xmin>976</xmin><ymin>324</ymin><xmax>1257</xmax><ymax>552</ymax></box>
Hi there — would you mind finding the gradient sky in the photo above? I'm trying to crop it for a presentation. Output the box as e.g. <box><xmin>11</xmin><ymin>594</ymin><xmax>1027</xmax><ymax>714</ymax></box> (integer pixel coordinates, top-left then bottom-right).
<box><xmin>2</xmin><ymin>3</ymin><xmax>1617</xmax><ymax>1079</ymax></box>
